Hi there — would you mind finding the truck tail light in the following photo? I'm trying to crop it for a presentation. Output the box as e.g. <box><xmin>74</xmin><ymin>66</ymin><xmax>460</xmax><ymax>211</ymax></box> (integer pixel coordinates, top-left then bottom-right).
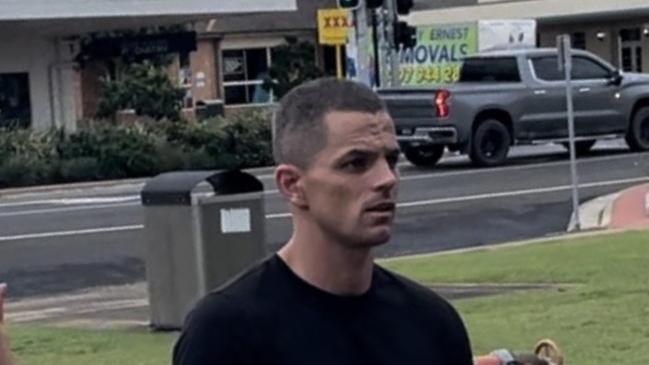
<box><xmin>435</xmin><ymin>90</ymin><xmax>450</xmax><ymax>118</ymax></box>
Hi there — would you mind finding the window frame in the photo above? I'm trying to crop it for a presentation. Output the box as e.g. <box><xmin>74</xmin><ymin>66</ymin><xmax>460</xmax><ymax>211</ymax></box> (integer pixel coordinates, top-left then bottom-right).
<box><xmin>458</xmin><ymin>56</ymin><xmax>522</xmax><ymax>83</ymax></box>
<box><xmin>221</xmin><ymin>46</ymin><xmax>275</xmax><ymax>106</ymax></box>
<box><xmin>529</xmin><ymin>54</ymin><xmax>614</xmax><ymax>83</ymax></box>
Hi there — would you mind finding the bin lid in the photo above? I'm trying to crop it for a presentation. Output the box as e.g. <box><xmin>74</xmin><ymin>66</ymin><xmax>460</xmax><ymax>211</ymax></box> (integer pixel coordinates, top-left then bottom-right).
<box><xmin>195</xmin><ymin>99</ymin><xmax>224</xmax><ymax>106</ymax></box>
<box><xmin>141</xmin><ymin>170</ymin><xmax>264</xmax><ymax>206</ymax></box>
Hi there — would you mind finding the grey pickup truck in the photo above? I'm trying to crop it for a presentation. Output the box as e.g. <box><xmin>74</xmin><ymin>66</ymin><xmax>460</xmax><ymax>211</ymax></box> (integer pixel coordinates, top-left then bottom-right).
<box><xmin>379</xmin><ymin>48</ymin><xmax>649</xmax><ymax>167</ymax></box>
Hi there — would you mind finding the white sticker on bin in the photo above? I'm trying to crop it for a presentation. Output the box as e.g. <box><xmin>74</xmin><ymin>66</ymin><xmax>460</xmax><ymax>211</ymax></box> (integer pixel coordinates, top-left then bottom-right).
<box><xmin>220</xmin><ymin>208</ymin><xmax>251</xmax><ymax>233</ymax></box>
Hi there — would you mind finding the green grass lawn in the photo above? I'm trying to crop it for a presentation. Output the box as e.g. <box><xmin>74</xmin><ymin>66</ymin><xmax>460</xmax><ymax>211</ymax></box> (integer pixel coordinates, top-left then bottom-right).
<box><xmin>7</xmin><ymin>230</ymin><xmax>649</xmax><ymax>365</ymax></box>
<box><xmin>383</xmin><ymin>230</ymin><xmax>649</xmax><ymax>364</ymax></box>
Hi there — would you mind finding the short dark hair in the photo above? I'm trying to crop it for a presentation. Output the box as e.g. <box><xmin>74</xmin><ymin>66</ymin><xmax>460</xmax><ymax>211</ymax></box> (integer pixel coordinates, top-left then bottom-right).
<box><xmin>273</xmin><ymin>78</ymin><xmax>386</xmax><ymax>169</ymax></box>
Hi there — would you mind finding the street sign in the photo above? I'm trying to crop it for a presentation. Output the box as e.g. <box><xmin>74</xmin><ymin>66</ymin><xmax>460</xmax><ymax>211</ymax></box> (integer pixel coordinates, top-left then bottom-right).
<box><xmin>557</xmin><ymin>34</ymin><xmax>581</xmax><ymax>231</ymax></box>
<box><xmin>557</xmin><ymin>34</ymin><xmax>572</xmax><ymax>72</ymax></box>
<box><xmin>317</xmin><ymin>8</ymin><xmax>351</xmax><ymax>45</ymax></box>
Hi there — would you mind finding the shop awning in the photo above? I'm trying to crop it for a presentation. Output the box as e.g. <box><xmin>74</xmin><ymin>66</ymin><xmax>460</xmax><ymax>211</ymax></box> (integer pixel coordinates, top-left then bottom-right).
<box><xmin>0</xmin><ymin>0</ymin><xmax>297</xmax><ymax>36</ymax></box>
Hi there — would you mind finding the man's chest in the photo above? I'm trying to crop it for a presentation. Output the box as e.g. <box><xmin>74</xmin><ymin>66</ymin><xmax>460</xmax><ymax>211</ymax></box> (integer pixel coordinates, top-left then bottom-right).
<box><xmin>260</xmin><ymin>311</ymin><xmax>452</xmax><ymax>365</ymax></box>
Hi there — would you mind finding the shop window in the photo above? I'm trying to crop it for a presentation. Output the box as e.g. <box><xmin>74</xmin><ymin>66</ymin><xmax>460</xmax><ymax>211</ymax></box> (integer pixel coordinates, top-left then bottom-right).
<box><xmin>179</xmin><ymin>52</ymin><xmax>193</xmax><ymax>108</ymax></box>
<box><xmin>620</xmin><ymin>28</ymin><xmax>641</xmax><ymax>42</ymax></box>
<box><xmin>0</xmin><ymin>73</ymin><xmax>31</xmax><ymax>128</ymax></box>
<box><xmin>222</xmin><ymin>47</ymin><xmax>273</xmax><ymax>105</ymax></box>
<box><xmin>572</xmin><ymin>32</ymin><xmax>586</xmax><ymax>50</ymax></box>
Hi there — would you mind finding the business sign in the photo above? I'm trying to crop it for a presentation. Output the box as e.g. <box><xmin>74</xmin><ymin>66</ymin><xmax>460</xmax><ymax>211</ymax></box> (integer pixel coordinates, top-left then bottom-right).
<box><xmin>81</xmin><ymin>32</ymin><xmax>197</xmax><ymax>60</ymax></box>
<box><xmin>478</xmin><ymin>19</ymin><xmax>536</xmax><ymax>52</ymax></box>
<box><xmin>399</xmin><ymin>23</ymin><xmax>478</xmax><ymax>86</ymax></box>
<box><xmin>318</xmin><ymin>8</ymin><xmax>352</xmax><ymax>45</ymax></box>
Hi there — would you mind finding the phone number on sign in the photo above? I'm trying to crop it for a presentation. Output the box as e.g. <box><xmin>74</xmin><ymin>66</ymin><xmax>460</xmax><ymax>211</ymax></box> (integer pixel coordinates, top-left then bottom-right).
<box><xmin>399</xmin><ymin>65</ymin><xmax>460</xmax><ymax>85</ymax></box>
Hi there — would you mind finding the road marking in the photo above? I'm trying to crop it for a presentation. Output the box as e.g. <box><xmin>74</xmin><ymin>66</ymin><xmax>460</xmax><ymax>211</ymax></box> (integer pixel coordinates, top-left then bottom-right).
<box><xmin>3</xmin><ymin>176</ymin><xmax>647</xmax><ymax>242</ymax></box>
<box><xmin>0</xmin><ymin>225</ymin><xmax>143</xmax><ymax>242</ymax></box>
<box><xmin>399</xmin><ymin>152</ymin><xmax>649</xmax><ymax>181</ymax></box>
<box><xmin>398</xmin><ymin>176</ymin><xmax>649</xmax><ymax>208</ymax></box>
<box><xmin>0</xmin><ymin>202</ymin><xmax>140</xmax><ymax>218</ymax></box>
<box><xmin>0</xmin><ymin>196</ymin><xmax>139</xmax><ymax>208</ymax></box>
<box><xmin>53</xmin><ymin>196</ymin><xmax>140</xmax><ymax>205</ymax></box>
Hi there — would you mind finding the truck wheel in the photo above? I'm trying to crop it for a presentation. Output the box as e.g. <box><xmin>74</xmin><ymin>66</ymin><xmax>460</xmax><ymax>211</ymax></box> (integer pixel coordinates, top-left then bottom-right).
<box><xmin>625</xmin><ymin>107</ymin><xmax>649</xmax><ymax>151</ymax></box>
<box><xmin>470</xmin><ymin>119</ymin><xmax>511</xmax><ymax>167</ymax></box>
<box><xmin>403</xmin><ymin>145</ymin><xmax>445</xmax><ymax>167</ymax></box>
<box><xmin>561</xmin><ymin>140</ymin><xmax>596</xmax><ymax>155</ymax></box>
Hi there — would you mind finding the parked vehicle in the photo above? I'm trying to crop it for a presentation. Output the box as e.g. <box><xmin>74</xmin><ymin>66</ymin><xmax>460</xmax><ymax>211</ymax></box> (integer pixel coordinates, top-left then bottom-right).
<box><xmin>379</xmin><ymin>48</ymin><xmax>649</xmax><ymax>167</ymax></box>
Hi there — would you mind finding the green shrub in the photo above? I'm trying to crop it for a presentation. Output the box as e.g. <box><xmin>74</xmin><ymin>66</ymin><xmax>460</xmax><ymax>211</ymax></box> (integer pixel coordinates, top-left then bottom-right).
<box><xmin>220</xmin><ymin>110</ymin><xmax>273</xmax><ymax>168</ymax></box>
<box><xmin>96</xmin><ymin>61</ymin><xmax>185</xmax><ymax>121</ymax></box>
<box><xmin>0</xmin><ymin>154</ymin><xmax>54</xmax><ymax>188</ymax></box>
<box><xmin>57</xmin><ymin>125</ymin><xmax>159</xmax><ymax>179</ymax></box>
<box><xmin>57</xmin><ymin>157</ymin><xmax>102</xmax><ymax>182</ymax></box>
<box><xmin>0</xmin><ymin>128</ymin><xmax>57</xmax><ymax>165</ymax></box>
<box><xmin>0</xmin><ymin>109</ymin><xmax>274</xmax><ymax>188</ymax></box>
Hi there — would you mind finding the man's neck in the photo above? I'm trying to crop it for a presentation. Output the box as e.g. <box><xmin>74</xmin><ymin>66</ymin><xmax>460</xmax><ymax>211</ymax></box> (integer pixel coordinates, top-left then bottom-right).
<box><xmin>278</xmin><ymin>232</ymin><xmax>375</xmax><ymax>296</ymax></box>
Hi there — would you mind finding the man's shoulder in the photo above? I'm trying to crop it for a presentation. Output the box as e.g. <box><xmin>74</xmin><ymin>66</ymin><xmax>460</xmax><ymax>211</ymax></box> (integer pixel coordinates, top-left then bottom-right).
<box><xmin>185</xmin><ymin>255</ymin><xmax>277</xmax><ymax>325</ymax></box>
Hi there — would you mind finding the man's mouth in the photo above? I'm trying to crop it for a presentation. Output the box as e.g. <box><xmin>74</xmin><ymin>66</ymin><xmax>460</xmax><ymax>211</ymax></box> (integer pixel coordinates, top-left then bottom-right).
<box><xmin>366</xmin><ymin>202</ymin><xmax>396</xmax><ymax>212</ymax></box>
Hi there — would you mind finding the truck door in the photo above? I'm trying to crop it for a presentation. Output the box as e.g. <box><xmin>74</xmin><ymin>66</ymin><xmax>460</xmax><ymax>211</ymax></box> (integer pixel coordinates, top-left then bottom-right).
<box><xmin>570</xmin><ymin>55</ymin><xmax>625</xmax><ymax>135</ymax></box>
<box><xmin>522</xmin><ymin>56</ymin><xmax>568</xmax><ymax>139</ymax></box>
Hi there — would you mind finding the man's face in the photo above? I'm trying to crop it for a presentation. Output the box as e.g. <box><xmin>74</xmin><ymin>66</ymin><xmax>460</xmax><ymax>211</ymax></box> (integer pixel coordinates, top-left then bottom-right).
<box><xmin>300</xmin><ymin>110</ymin><xmax>400</xmax><ymax>248</ymax></box>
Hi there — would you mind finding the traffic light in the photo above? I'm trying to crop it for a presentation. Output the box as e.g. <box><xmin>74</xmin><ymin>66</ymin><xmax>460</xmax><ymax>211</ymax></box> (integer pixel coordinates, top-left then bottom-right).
<box><xmin>396</xmin><ymin>0</ymin><xmax>414</xmax><ymax>15</ymax></box>
<box><xmin>394</xmin><ymin>21</ymin><xmax>417</xmax><ymax>49</ymax></box>
<box><xmin>337</xmin><ymin>0</ymin><xmax>360</xmax><ymax>9</ymax></box>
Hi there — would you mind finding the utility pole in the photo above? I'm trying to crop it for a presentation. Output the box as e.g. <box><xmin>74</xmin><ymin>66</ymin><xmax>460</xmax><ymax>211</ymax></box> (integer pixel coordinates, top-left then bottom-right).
<box><xmin>384</xmin><ymin>0</ymin><xmax>399</xmax><ymax>87</ymax></box>
<box><xmin>354</xmin><ymin>0</ymin><xmax>372</xmax><ymax>86</ymax></box>
<box><xmin>558</xmin><ymin>34</ymin><xmax>581</xmax><ymax>232</ymax></box>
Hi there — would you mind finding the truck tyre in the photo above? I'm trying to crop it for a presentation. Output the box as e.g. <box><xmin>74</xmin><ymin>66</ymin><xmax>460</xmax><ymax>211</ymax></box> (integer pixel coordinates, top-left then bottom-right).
<box><xmin>403</xmin><ymin>145</ymin><xmax>445</xmax><ymax>167</ymax></box>
<box><xmin>561</xmin><ymin>140</ymin><xmax>596</xmax><ymax>155</ymax></box>
<box><xmin>470</xmin><ymin>119</ymin><xmax>511</xmax><ymax>167</ymax></box>
<box><xmin>625</xmin><ymin>107</ymin><xmax>649</xmax><ymax>151</ymax></box>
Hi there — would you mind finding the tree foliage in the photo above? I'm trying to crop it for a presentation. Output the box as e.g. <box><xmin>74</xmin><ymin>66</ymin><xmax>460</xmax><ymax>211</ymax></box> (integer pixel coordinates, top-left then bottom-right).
<box><xmin>96</xmin><ymin>61</ymin><xmax>185</xmax><ymax>121</ymax></box>
<box><xmin>262</xmin><ymin>37</ymin><xmax>325</xmax><ymax>99</ymax></box>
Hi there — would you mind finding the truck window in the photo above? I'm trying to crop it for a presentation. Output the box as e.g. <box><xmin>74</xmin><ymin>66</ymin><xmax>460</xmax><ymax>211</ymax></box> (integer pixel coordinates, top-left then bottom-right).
<box><xmin>571</xmin><ymin>56</ymin><xmax>611</xmax><ymax>80</ymax></box>
<box><xmin>459</xmin><ymin>57</ymin><xmax>521</xmax><ymax>82</ymax></box>
<box><xmin>531</xmin><ymin>56</ymin><xmax>563</xmax><ymax>81</ymax></box>
<box><xmin>533</xmin><ymin>55</ymin><xmax>612</xmax><ymax>81</ymax></box>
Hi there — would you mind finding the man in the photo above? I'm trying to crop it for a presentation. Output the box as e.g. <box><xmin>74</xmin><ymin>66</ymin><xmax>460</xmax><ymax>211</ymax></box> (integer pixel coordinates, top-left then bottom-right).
<box><xmin>173</xmin><ymin>78</ymin><xmax>545</xmax><ymax>365</ymax></box>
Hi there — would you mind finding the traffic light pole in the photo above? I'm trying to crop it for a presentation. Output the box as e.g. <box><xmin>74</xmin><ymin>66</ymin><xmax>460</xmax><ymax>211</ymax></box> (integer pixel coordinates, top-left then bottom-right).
<box><xmin>371</xmin><ymin>9</ymin><xmax>381</xmax><ymax>87</ymax></box>
<box><xmin>384</xmin><ymin>0</ymin><xmax>400</xmax><ymax>87</ymax></box>
<box><xmin>353</xmin><ymin>1</ymin><xmax>372</xmax><ymax>86</ymax></box>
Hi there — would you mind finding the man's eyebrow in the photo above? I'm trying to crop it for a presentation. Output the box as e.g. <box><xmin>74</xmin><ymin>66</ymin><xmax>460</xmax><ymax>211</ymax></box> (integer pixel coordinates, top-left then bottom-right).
<box><xmin>338</xmin><ymin>147</ymin><xmax>400</xmax><ymax>161</ymax></box>
<box><xmin>336</xmin><ymin>149</ymin><xmax>376</xmax><ymax>160</ymax></box>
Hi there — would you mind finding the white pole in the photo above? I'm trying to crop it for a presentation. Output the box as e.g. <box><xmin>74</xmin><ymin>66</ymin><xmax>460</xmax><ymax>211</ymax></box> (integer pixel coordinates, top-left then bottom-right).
<box><xmin>562</xmin><ymin>35</ymin><xmax>581</xmax><ymax>231</ymax></box>
<box><xmin>354</xmin><ymin>0</ymin><xmax>372</xmax><ymax>86</ymax></box>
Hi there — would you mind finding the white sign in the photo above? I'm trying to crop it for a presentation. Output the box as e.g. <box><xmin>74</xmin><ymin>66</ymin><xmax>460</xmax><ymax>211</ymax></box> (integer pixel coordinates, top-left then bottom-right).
<box><xmin>478</xmin><ymin>19</ymin><xmax>537</xmax><ymax>52</ymax></box>
<box><xmin>220</xmin><ymin>208</ymin><xmax>251</xmax><ymax>234</ymax></box>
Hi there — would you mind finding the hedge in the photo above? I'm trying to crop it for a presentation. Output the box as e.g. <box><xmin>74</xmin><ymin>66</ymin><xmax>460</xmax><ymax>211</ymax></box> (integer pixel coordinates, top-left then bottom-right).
<box><xmin>0</xmin><ymin>110</ymin><xmax>273</xmax><ymax>188</ymax></box>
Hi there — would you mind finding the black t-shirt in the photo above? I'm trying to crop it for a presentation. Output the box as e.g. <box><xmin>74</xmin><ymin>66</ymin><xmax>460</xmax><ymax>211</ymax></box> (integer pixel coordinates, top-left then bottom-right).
<box><xmin>173</xmin><ymin>254</ymin><xmax>473</xmax><ymax>365</ymax></box>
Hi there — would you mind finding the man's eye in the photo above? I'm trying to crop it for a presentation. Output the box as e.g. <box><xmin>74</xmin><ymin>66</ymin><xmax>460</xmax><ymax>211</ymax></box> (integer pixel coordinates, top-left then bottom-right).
<box><xmin>386</xmin><ymin>153</ymin><xmax>400</xmax><ymax>170</ymax></box>
<box><xmin>342</xmin><ymin>158</ymin><xmax>368</xmax><ymax>171</ymax></box>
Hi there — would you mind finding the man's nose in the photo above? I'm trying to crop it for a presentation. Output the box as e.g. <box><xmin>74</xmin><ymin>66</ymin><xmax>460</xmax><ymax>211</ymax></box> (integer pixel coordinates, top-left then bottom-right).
<box><xmin>373</xmin><ymin>159</ymin><xmax>398</xmax><ymax>192</ymax></box>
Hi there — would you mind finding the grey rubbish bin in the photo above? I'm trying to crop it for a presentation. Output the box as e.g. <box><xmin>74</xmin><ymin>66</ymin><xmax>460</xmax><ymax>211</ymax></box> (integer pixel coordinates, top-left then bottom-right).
<box><xmin>140</xmin><ymin>170</ymin><xmax>266</xmax><ymax>330</ymax></box>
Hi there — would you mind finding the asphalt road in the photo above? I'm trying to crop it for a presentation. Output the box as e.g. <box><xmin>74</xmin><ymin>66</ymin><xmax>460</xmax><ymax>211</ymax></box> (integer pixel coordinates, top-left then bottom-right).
<box><xmin>1</xmin><ymin>141</ymin><xmax>648</xmax><ymax>299</ymax></box>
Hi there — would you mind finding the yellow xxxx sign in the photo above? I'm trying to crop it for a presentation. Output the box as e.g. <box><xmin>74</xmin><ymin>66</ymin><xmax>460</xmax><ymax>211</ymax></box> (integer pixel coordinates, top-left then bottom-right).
<box><xmin>317</xmin><ymin>8</ymin><xmax>352</xmax><ymax>45</ymax></box>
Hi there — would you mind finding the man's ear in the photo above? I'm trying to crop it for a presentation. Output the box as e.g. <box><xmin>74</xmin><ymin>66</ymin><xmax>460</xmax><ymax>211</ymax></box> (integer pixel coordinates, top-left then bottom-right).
<box><xmin>275</xmin><ymin>164</ymin><xmax>308</xmax><ymax>208</ymax></box>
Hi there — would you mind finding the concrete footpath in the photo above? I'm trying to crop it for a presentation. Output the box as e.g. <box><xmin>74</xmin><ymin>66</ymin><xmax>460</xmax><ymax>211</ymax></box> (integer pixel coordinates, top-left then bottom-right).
<box><xmin>4</xmin><ymin>183</ymin><xmax>649</xmax><ymax>330</ymax></box>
